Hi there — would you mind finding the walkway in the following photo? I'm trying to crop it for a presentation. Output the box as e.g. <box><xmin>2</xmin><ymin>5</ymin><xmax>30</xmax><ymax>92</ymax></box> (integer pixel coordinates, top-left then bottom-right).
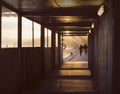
<box><xmin>64</xmin><ymin>49</ymin><xmax>88</xmax><ymax>62</ymax></box>
<box><xmin>21</xmin><ymin>61</ymin><xmax>96</xmax><ymax>94</ymax></box>
<box><xmin>70</xmin><ymin>52</ymin><xmax>88</xmax><ymax>61</ymax></box>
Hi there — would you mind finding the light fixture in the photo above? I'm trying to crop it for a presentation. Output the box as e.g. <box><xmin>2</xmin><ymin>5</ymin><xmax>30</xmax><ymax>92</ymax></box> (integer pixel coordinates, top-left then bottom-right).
<box><xmin>91</xmin><ymin>23</ymin><xmax>94</xmax><ymax>28</ymax></box>
<box><xmin>64</xmin><ymin>16</ymin><xmax>72</xmax><ymax>22</ymax></box>
<box><xmin>55</xmin><ymin>0</ymin><xmax>76</xmax><ymax>7</ymax></box>
<box><xmin>65</xmin><ymin>31</ymin><xmax>70</xmax><ymax>34</ymax></box>
<box><xmin>89</xmin><ymin>29</ymin><xmax>91</xmax><ymax>33</ymax></box>
<box><xmin>97</xmin><ymin>5</ymin><xmax>104</xmax><ymax>16</ymax></box>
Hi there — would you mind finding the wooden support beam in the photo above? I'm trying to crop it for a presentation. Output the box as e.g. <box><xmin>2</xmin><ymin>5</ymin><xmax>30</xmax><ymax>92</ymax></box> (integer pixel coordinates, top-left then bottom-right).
<box><xmin>54</xmin><ymin>28</ymin><xmax>90</xmax><ymax>31</ymax></box>
<box><xmin>42</xmin><ymin>22</ymin><xmax>92</xmax><ymax>27</ymax></box>
<box><xmin>58</xmin><ymin>31</ymin><xmax>62</xmax><ymax>65</ymax></box>
<box><xmin>32</xmin><ymin>21</ymin><xmax>34</xmax><ymax>47</ymax></box>
<box><xmin>0</xmin><ymin>5</ymin><xmax>1</xmax><ymax>49</ymax></box>
<box><xmin>18</xmin><ymin>14</ymin><xmax>22</xmax><ymax>48</ymax></box>
<box><xmin>41</xmin><ymin>26</ymin><xmax>45</xmax><ymax>76</ymax></box>
<box><xmin>0</xmin><ymin>1</ymin><xmax>18</xmax><ymax>13</ymax></box>
<box><xmin>63</xmin><ymin>34</ymin><xmax>88</xmax><ymax>36</ymax></box>
<box><xmin>52</xmin><ymin>30</ymin><xmax>56</xmax><ymax>69</ymax></box>
<box><xmin>61</xmin><ymin>29</ymin><xmax>88</xmax><ymax>33</ymax></box>
<box><xmin>22</xmin><ymin>7</ymin><xmax>98</xmax><ymax>17</ymax></box>
<box><xmin>61</xmin><ymin>32</ymin><xmax>88</xmax><ymax>35</ymax></box>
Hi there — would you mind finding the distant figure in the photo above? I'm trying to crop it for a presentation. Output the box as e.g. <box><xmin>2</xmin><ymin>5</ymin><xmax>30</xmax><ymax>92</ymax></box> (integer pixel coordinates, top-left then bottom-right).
<box><xmin>79</xmin><ymin>45</ymin><xmax>83</xmax><ymax>55</ymax></box>
<box><xmin>79</xmin><ymin>44</ymin><xmax>88</xmax><ymax>55</ymax></box>
<box><xmin>83</xmin><ymin>44</ymin><xmax>88</xmax><ymax>54</ymax></box>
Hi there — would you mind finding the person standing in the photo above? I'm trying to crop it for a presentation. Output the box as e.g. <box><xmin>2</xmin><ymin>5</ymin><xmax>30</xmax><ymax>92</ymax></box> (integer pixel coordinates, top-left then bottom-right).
<box><xmin>79</xmin><ymin>45</ymin><xmax>83</xmax><ymax>56</ymax></box>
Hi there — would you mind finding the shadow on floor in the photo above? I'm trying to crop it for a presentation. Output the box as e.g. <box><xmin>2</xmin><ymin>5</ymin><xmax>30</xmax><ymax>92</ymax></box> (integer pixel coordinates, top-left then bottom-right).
<box><xmin>21</xmin><ymin>61</ymin><xmax>96</xmax><ymax>94</ymax></box>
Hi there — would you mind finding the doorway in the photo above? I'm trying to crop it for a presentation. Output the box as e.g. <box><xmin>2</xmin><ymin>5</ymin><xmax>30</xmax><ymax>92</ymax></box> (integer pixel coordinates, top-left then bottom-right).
<box><xmin>63</xmin><ymin>36</ymin><xmax>88</xmax><ymax>63</ymax></box>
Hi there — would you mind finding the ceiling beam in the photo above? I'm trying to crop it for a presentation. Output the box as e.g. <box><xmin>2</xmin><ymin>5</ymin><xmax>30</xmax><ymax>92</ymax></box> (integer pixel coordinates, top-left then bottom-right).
<box><xmin>62</xmin><ymin>34</ymin><xmax>88</xmax><ymax>36</ymax></box>
<box><xmin>22</xmin><ymin>7</ymin><xmax>98</xmax><ymax>17</ymax></box>
<box><xmin>61</xmin><ymin>32</ymin><xmax>88</xmax><ymax>34</ymax></box>
<box><xmin>42</xmin><ymin>22</ymin><xmax>92</xmax><ymax>27</ymax></box>
<box><xmin>54</xmin><ymin>28</ymin><xmax>90</xmax><ymax>31</ymax></box>
<box><xmin>61</xmin><ymin>31</ymin><xmax>88</xmax><ymax>34</ymax></box>
<box><xmin>0</xmin><ymin>1</ymin><xmax>19</xmax><ymax>13</ymax></box>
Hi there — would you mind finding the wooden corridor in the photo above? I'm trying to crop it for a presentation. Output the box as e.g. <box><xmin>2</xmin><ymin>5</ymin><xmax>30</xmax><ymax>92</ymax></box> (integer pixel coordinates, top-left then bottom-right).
<box><xmin>21</xmin><ymin>61</ymin><xmax>96</xmax><ymax>94</ymax></box>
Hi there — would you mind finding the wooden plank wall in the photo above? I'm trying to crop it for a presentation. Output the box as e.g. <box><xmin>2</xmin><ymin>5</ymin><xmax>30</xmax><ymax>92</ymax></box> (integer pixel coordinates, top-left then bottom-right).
<box><xmin>94</xmin><ymin>6</ymin><xmax>113</xmax><ymax>94</ymax></box>
<box><xmin>0</xmin><ymin>47</ymin><xmax>55</xmax><ymax>94</ymax></box>
<box><xmin>112</xmin><ymin>0</ymin><xmax>120</xmax><ymax>94</ymax></box>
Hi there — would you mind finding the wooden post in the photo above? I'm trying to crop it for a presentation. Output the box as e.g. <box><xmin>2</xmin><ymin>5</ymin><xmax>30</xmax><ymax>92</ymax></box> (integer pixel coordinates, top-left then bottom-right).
<box><xmin>18</xmin><ymin>14</ymin><xmax>22</xmax><ymax>48</ymax></box>
<box><xmin>32</xmin><ymin>21</ymin><xmax>34</xmax><ymax>47</ymax></box>
<box><xmin>58</xmin><ymin>31</ymin><xmax>61</xmax><ymax>65</ymax></box>
<box><xmin>0</xmin><ymin>6</ymin><xmax>1</xmax><ymax>49</ymax></box>
<box><xmin>52</xmin><ymin>30</ymin><xmax>56</xmax><ymax>69</ymax></box>
<box><xmin>41</xmin><ymin>26</ymin><xmax>45</xmax><ymax>76</ymax></box>
<box><xmin>17</xmin><ymin>13</ymin><xmax>23</xmax><ymax>93</ymax></box>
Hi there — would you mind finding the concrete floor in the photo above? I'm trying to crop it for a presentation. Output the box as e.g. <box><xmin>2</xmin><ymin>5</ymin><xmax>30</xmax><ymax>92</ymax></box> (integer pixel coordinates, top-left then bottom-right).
<box><xmin>21</xmin><ymin>61</ymin><xmax>96</xmax><ymax>94</ymax></box>
<box><xmin>61</xmin><ymin>61</ymin><xmax>88</xmax><ymax>69</ymax></box>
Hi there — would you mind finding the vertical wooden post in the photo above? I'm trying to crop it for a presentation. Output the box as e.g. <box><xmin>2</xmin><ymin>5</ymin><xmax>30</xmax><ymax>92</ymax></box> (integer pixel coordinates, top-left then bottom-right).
<box><xmin>88</xmin><ymin>30</ymin><xmax>95</xmax><ymax>76</ymax></box>
<box><xmin>18</xmin><ymin>15</ymin><xmax>22</xmax><ymax>77</ymax></box>
<box><xmin>18</xmin><ymin>13</ymin><xmax>22</xmax><ymax>92</ymax></box>
<box><xmin>41</xmin><ymin>26</ymin><xmax>45</xmax><ymax>48</ymax></box>
<box><xmin>60</xmin><ymin>34</ymin><xmax>63</xmax><ymax>64</ymax></box>
<box><xmin>32</xmin><ymin>21</ymin><xmax>34</xmax><ymax>47</ymax></box>
<box><xmin>0</xmin><ymin>6</ymin><xmax>1</xmax><ymax>49</ymax></box>
<box><xmin>88</xmin><ymin>33</ymin><xmax>91</xmax><ymax>70</ymax></box>
<box><xmin>47</xmin><ymin>29</ymin><xmax>48</xmax><ymax>47</ymax></box>
<box><xmin>41</xmin><ymin>26</ymin><xmax>45</xmax><ymax>76</ymax></box>
<box><xmin>113</xmin><ymin>1</ymin><xmax>120</xmax><ymax>94</ymax></box>
<box><xmin>91</xmin><ymin>29</ymin><xmax>94</xmax><ymax>77</ymax></box>
<box><xmin>18</xmin><ymin>14</ymin><xmax>22</xmax><ymax>49</ymax></box>
<box><xmin>18</xmin><ymin>14</ymin><xmax>22</xmax><ymax>72</ymax></box>
<box><xmin>58</xmin><ymin>31</ymin><xmax>61</xmax><ymax>65</ymax></box>
<box><xmin>52</xmin><ymin>30</ymin><xmax>55</xmax><ymax>69</ymax></box>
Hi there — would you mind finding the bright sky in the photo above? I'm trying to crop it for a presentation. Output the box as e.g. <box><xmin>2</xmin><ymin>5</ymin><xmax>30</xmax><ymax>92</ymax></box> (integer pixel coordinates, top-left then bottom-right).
<box><xmin>2</xmin><ymin>16</ymin><xmax>52</xmax><ymax>48</ymax></box>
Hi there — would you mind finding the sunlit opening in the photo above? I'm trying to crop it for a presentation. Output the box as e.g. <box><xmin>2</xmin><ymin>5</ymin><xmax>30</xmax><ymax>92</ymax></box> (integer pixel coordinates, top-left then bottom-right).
<box><xmin>2</xmin><ymin>7</ymin><xmax>18</xmax><ymax>48</ymax></box>
<box><xmin>22</xmin><ymin>17</ymin><xmax>32</xmax><ymax>47</ymax></box>
<box><xmin>63</xmin><ymin>36</ymin><xmax>88</xmax><ymax>62</ymax></box>
<box><xmin>48</xmin><ymin>29</ymin><xmax>51</xmax><ymax>36</ymax></box>
<box><xmin>48</xmin><ymin>29</ymin><xmax>52</xmax><ymax>47</ymax></box>
<box><xmin>34</xmin><ymin>22</ymin><xmax>41</xmax><ymax>47</ymax></box>
<box><xmin>56</xmin><ymin>33</ymin><xmax>58</xmax><ymax>47</ymax></box>
<box><xmin>45</xmin><ymin>28</ymin><xmax>48</xmax><ymax>48</ymax></box>
<box><xmin>44</xmin><ymin>28</ymin><xmax>52</xmax><ymax>47</ymax></box>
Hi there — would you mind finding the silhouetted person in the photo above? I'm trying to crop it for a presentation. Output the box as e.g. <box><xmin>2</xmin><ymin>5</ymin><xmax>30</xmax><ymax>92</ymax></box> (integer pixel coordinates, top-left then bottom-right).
<box><xmin>79</xmin><ymin>45</ymin><xmax>83</xmax><ymax>55</ymax></box>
